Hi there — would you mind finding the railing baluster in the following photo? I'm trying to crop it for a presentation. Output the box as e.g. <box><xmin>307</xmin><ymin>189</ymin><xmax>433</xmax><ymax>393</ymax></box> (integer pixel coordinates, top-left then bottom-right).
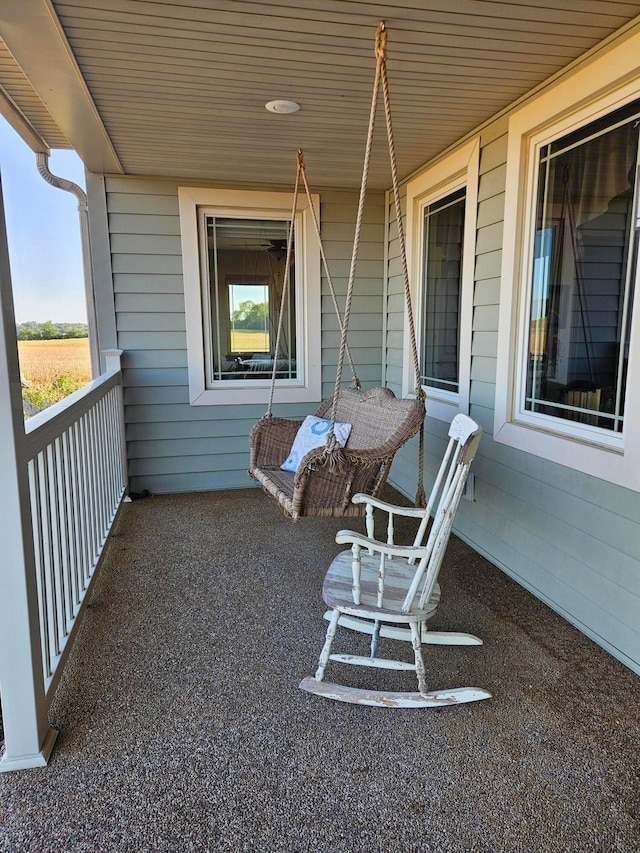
<box><xmin>47</xmin><ymin>442</ymin><xmax>66</xmax><ymax>657</ymax></box>
<box><xmin>64</xmin><ymin>428</ymin><xmax>79</xmax><ymax>615</ymax></box>
<box><xmin>70</xmin><ymin>420</ymin><xmax>85</xmax><ymax>597</ymax></box>
<box><xmin>28</xmin><ymin>458</ymin><xmax>52</xmax><ymax>680</ymax></box>
<box><xmin>78</xmin><ymin>412</ymin><xmax>93</xmax><ymax>584</ymax></box>
<box><xmin>54</xmin><ymin>435</ymin><xmax>74</xmax><ymax>636</ymax></box>
<box><xmin>97</xmin><ymin>395</ymin><xmax>109</xmax><ymax>544</ymax></box>
<box><xmin>87</xmin><ymin>406</ymin><xmax>100</xmax><ymax>566</ymax></box>
<box><xmin>37</xmin><ymin>450</ymin><xmax>59</xmax><ymax>666</ymax></box>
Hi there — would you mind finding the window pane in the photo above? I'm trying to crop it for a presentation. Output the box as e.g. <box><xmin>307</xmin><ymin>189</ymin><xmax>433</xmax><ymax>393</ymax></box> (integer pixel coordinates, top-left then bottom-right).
<box><xmin>526</xmin><ymin>103</ymin><xmax>639</xmax><ymax>432</ymax></box>
<box><xmin>421</xmin><ymin>188</ymin><xmax>465</xmax><ymax>392</ymax></box>
<box><xmin>206</xmin><ymin>217</ymin><xmax>297</xmax><ymax>383</ymax></box>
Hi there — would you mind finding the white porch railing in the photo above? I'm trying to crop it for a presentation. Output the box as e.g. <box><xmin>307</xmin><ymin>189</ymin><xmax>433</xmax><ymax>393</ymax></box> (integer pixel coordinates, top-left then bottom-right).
<box><xmin>23</xmin><ymin>351</ymin><xmax>127</xmax><ymax>694</ymax></box>
<box><xmin>1</xmin><ymin>349</ymin><xmax>128</xmax><ymax>772</ymax></box>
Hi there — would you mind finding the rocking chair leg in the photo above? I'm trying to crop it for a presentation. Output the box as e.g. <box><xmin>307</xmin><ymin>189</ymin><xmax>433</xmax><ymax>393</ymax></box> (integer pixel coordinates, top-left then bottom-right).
<box><xmin>315</xmin><ymin>609</ymin><xmax>340</xmax><ymax>681</ymax></box>
<box><xmin>410</xmin><ymin>622</ymin><xmax>428</xmax><ymax>695</ymax></box>
<box><xmin>370</xmin><ymin>619</ymin><xmax>381</xmax><ymax>657</ymax></box>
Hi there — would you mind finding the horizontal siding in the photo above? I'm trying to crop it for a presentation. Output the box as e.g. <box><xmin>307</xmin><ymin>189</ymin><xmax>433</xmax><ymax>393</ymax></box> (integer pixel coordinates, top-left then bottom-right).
<box><xmin>384</xmin><ymin>120</ymin><xmax>640</xmax><ymax>676</ymax></box>
<box><xmin>106</xmin><ymin>177</ymin><xmax>384</xmax><ymax>495</ymax></box>
<box><xmin>113</xmin><ymin>273</ymin><xmax>184</xmax><ymax>294</ymax></box>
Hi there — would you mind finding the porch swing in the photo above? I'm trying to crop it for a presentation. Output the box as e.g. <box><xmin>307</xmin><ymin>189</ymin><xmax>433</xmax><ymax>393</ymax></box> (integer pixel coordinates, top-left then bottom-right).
<box><xmin>249</xmin><ymin>23</ymin><xmax>427</xmax><ymax>520</ymax></box>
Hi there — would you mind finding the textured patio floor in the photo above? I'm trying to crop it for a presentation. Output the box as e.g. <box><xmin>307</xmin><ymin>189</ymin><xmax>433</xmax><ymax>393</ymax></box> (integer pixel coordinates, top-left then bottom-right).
<box><xmin>1</xmin><ymin>487</ymin><xmax>639</xmax><ymax>852</ymax></box>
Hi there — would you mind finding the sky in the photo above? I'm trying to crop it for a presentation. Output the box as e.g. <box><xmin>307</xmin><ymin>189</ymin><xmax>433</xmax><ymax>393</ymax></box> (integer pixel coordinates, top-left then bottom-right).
<box><xmin>0</xmin><ymin>116</ymin><xmax>87</xmax><ymax>324</ymax></box>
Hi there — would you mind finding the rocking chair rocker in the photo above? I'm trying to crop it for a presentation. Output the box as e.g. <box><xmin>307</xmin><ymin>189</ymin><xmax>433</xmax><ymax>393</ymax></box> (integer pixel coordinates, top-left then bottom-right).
<box><xmin>299</xmin><ymin>414</ymin><xmax>492</xmax><ymax>707</ymax></box>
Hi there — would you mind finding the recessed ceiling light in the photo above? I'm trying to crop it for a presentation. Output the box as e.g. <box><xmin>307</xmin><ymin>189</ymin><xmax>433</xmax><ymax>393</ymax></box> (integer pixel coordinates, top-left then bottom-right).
<box><xmin>265</xmin><ymin>99</ymin><xmax>300</xmax><ymax>114</ymax></box>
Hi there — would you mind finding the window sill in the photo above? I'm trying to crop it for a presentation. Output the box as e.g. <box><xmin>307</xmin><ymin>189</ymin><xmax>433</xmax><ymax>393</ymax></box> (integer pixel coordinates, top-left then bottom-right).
<box><xmin>493</xmin><ymin>417</ymin><xmax>639</xmax><ymax>492</ymax></box>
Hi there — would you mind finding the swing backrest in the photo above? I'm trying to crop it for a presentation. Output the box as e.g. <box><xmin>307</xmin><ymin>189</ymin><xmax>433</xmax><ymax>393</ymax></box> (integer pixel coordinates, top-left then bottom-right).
<box><xmin>315</xmin><ymin>386</ymin><xmax>424</xmax><ymax>454</ymax></box>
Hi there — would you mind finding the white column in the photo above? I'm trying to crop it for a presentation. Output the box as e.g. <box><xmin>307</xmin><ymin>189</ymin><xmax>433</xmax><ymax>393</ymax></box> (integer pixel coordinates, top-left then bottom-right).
<box><xmin>103</xmin><ymin>348</ymin><xmax>129</xmax><ymax>492</ymax></box>
<box><xmin>0</xmin><ymin>174</ymin><xmax>58</xmax><ymax>771</ymax></box>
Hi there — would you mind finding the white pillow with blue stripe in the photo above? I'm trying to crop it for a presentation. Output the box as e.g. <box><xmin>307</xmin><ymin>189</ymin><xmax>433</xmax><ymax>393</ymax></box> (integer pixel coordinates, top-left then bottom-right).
<box><xmin>281</xmin><ymin>415</ymin><xmax>352</xmax><ymax>473</ymax></box>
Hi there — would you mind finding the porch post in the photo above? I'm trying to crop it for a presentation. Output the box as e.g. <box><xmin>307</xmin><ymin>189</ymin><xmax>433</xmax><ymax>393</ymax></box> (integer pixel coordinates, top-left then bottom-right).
<box><xmin>0</xmin><ymin>174</ymin><xmax>58</xmax><ymax>771</ymax></box>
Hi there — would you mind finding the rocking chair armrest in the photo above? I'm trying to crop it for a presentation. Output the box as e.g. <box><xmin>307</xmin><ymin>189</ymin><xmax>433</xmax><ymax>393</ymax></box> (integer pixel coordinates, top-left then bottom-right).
<box><xmin>351</xmin><ymin>492</ymin><xmax>429</xmax><ymax>519</ymax></box>
<box><xmin>249</xmin><ymin>417</ymin><xmax>302</xmax><ymax>468</ymax></box>
<box><xmin>335</xmin><ymin>528</ymin><xmax>428</xmax><ymax>560</ymax></box>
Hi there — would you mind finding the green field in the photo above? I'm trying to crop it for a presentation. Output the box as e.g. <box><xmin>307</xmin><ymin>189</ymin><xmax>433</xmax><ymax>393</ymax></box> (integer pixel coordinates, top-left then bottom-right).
<box><xmin>230</xmin><ymin>329</ymin><xmax>269</xmax><ymax>352</ymax></box>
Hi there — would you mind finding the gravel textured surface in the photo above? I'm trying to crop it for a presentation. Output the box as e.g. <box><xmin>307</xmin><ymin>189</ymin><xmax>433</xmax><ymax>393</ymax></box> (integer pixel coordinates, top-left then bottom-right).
<box><xmin>1</xmin><ymin>488</ymin><xmax>638</xmax><ymax>852</ymax></box>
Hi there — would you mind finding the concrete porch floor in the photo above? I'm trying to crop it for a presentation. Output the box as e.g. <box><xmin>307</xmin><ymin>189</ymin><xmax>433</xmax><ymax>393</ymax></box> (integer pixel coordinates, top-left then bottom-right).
<box><xmin>1</xmin><ymin>487</ymin><xmax>638</xmax><ymax>852</ymax></box>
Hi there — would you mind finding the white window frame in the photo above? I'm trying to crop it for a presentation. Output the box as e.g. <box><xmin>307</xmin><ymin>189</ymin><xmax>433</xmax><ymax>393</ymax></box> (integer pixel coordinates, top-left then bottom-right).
<box><xmin>495</xmin><ymin>31</ymin><xmax>640</xmax><ymax>492</ymax></box>
<box><xmin>178</xmin><ymin>187</ymin><xmax>321</xmax><ymax>406</ymax></box>
<box><xmin>404</xmin><ymin>138</ymin><xmax>479</xmax><ymax>421</ymax></box>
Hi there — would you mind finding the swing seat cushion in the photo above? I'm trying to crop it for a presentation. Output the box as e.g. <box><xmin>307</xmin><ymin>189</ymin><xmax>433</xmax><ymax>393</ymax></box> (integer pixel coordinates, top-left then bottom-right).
<box><xmin>280</xmin><ymin>416</ymin><xmax>352</xmax><ymax>472</ymax></box>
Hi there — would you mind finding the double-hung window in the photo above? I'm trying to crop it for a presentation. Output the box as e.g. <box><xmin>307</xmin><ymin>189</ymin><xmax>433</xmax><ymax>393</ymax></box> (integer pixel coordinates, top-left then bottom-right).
<box><xmin>405</xmin><ymin>139</ymin><xmax>479</xmax><ymax>420</ymax></box>
<box><xmin>178</xmin><ymin>188</ymin><xmax>321</xmax><ymax>405</ymax></box>
<box><xmin>496</xmin><ymin>33</ymin><xmax>640</xmax><ymax>492</ymax></box>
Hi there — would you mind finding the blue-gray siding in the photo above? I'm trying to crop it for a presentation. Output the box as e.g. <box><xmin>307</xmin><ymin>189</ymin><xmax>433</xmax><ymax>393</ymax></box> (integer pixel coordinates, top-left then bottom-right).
<box><xmin>105</xmin><ymin>178</ymin><xmax>384</xmax><ymax>496</ymax></box>
<box><xmin>385</xmin><ymin>120</ymin><xmax>640</xmax><ymax>675</ymax></box>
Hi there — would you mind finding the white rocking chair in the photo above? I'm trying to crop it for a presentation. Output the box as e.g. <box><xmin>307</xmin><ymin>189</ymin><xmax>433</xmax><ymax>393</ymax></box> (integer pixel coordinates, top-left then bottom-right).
<box><xmin>299</xmin><ymin>414</ymin><xmax>492</xmax><ymax>708</ymax></box>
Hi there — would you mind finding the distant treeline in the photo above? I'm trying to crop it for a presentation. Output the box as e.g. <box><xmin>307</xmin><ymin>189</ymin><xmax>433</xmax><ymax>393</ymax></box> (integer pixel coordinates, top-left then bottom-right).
<box><xmin>17</xmin><ymin>321</ymin><xmax>88</xmax><ymax>341</ymax></box>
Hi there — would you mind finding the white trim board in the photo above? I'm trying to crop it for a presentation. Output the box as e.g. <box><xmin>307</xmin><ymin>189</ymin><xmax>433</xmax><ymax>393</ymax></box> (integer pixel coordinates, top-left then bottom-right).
<box><xmin>494</xmin><ymin>32</ymin><xmax>640</xmax><ymax>493</ymax></box>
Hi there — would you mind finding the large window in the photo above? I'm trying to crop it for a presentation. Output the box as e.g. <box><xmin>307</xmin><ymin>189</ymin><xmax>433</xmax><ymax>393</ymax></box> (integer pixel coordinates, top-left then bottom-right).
<box><xmin>179</xmin><ymin>188</ymin><xmax>321</xmax><ymax>406</ymax></box>
<box><xmin>405</xmin><ymin>139</ymin><xmax>479</xmax><ymax>421</ymax></box>
<box><xmin>524</xmin><ymin>101</ymin><xmax>638</xmax><ymax>434</ymax></box>
<box><xmin>495</xmin><ymin>34</ymin><xmax>640</xmax><ymax>491</ymax></box>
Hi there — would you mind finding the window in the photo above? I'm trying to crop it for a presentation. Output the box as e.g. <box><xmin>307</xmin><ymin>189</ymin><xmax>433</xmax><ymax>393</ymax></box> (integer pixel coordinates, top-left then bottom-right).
<box><xmin>420</xmin><ymin>187</ymin><xmax>466</xmax><ymax>394</ymax></box>
<box><xmin>178</xmin><ymin>188</ymin><xmax>321</xmax><ymax>405</ymax></box>
<box><xmin>496</xmin><ymin>32</ymin><xmax>640</xmax><ymax>491</ymax></box>
<box><xmin>524</xmin><ymin>104</ymin><xmax>637</xmax><ymax>435</ymax></box>
<box><xmin>405</xmin><ymin>139</ymin><xmax>479</xmax><ymax>420</ymax></box>
<box><xmin>205</xmin><ymin>217</ymin><xmax>297</xmax><ymax>383</ymax></box>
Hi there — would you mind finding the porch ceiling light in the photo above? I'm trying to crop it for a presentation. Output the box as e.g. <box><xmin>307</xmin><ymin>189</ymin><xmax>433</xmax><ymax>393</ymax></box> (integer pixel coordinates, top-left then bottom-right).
<box><xmin>265</xmin><ymin>99</ymin><xmax>300</xmax><ymax>114</ymax></box>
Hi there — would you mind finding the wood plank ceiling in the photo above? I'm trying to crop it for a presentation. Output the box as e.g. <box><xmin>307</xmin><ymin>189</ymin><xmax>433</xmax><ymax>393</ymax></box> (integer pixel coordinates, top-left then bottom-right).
<box><xmin>5</xmin><ymin>1</ymin><xmax>640</xmax><ymax>188</ymax></box>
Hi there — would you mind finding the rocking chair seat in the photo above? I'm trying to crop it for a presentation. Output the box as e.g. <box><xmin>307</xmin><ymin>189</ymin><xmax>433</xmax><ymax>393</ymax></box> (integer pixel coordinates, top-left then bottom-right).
<box><xmin>249</xmin><ymin>386</ymin><xmax>425</xmax><ymax>519</ymax></box>
<box><xmin>323</xmin><ymin>550</ymin><xmax>441</xmax><ymax>623</ymax></box>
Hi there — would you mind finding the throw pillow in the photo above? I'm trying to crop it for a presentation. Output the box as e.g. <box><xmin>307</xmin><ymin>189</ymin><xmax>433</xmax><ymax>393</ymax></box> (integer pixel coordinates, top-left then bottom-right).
<box><xmin>281</xmin><ymin>415</ymin><xmax>352</xmax><ymax>473</ymax></box>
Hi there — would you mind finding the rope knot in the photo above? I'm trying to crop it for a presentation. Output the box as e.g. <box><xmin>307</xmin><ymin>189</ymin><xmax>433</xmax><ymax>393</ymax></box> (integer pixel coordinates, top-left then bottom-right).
<box><xmin>375</xmin><ymin>21</ymin><xmax>387</xmax><ymax>61</ymax></box>
<box><xmin>414</xmin><ymin>484</ymin><xmax>427</xmax><ymax>509</ymax></box>
<box><xmin>320</xmin><ymin>431</ymin><xmax>348</xmax><ymax>473</ymax></box>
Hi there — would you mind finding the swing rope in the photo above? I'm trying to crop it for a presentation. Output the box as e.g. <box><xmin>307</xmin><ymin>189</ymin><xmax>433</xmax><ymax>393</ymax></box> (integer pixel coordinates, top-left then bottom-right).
<box><xmin>378</xmin><ymin>23</ymin><xmax>427</xmax><ymax>506</ymax></box>
<box><xmin>317</xmin><ymin>20</ymin><xmax>384</xmax><ymax>473</ymax></box>
<box><xmin>297</xmin><ymin>150</ymin><xmax>361</xmax><ymax>390</ymax></box>
<box><xmin>265</xmin><ymin>156</ymin><xmax>301</xmax><ymax>419</ymax></box>
<box><xmin>264</xmin><ymin>22</ymin><xmax>427</xmax><ymax>505</ymax></box>
<box><xmin>265</xmin><ymin>150</ymin><xmax>360</xmax><ymax>419</ymax></box>
<box><xmin>323</xmin><ymin>21</ymin><xmax>427</xmax><ymax>504</ymax></box>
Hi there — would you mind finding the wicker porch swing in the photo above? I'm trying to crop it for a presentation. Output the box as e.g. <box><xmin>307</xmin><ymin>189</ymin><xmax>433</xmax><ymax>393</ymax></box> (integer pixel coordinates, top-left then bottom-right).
<box><xmin>249</xmin><ymin>23</ymin><xmax>427</xmax><ymax>520</ymax></box>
